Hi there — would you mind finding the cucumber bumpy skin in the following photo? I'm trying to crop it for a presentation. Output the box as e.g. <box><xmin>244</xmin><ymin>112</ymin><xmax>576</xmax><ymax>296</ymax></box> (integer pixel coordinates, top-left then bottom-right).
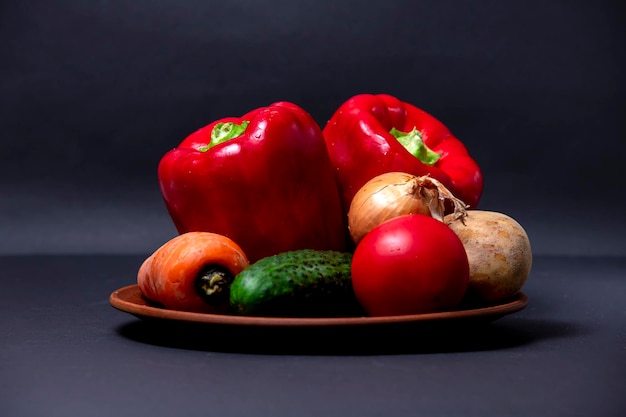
<box><xmin>229</xmin><ymin>249</ymin><xmax>364</xmax><ymax>317</ymax></box>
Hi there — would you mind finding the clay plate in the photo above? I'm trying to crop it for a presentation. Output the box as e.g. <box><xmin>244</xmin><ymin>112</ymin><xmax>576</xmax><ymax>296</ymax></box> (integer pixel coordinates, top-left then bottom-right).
<box><xmin>110</xmin><ymin>284</ymin><xmax>528</xmax><ymax>328</ymax></box>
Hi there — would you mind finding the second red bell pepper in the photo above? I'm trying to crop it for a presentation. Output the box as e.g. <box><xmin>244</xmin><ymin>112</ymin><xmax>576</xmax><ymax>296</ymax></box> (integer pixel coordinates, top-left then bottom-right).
<box><xmin>158</xmin><ymin>101</ymin><xmax>346</xmax><ymax>263</ymax></box>
<box><xmin>323</xmin><ymin>94</ymin><xmax>484</xmax><ymax>213</ymax></box>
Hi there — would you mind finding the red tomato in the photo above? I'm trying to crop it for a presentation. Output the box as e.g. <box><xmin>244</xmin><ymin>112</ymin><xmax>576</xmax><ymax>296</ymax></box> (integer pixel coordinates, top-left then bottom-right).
<box><xmin>351</xmin><ymin>214</ymin><xmax>469</xmax><ymax>316</ymax></box>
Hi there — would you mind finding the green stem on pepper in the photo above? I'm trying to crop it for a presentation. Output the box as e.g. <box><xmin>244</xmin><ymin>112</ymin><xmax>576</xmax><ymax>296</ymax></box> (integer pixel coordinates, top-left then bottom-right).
<box><xmin>198</xmin><ymin>121</ymin><xmax>250</xmax><ymax>152</ymax></box>
<box><xmin>390</xmin><ymin>127</ymin><xmax>441</xmax><ymax>166</ymax></box>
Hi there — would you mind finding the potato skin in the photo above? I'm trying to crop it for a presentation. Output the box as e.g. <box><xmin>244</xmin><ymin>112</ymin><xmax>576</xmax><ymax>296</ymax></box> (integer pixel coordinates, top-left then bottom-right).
<box><xmin>444</xmin><ymin>210</ymin><xmax>532</xmax><ymax>303</ymax></box>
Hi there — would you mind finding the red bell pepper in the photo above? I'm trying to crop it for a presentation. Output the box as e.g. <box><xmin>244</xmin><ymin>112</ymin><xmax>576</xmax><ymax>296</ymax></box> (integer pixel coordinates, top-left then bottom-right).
<box><xmin>323</xmin><ymin>94</ymin><xmax>484</xmax><ymax>213</ymax></box>
<box><xmin>158</xmin><ymin>101</ymin><xmax>346</xmax><ymax>263</ymax></box>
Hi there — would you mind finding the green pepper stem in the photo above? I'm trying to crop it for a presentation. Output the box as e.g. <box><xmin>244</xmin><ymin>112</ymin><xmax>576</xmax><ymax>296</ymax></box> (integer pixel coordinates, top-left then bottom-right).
<box><xmin>198</xmin><ymin>121</ymin><xmax>250</xmax><ymax>152</ymax></box>
<box><xmin>390</xmin><ymin>127</ymin><xmax>441</xmax><ymax>165</ymax></box>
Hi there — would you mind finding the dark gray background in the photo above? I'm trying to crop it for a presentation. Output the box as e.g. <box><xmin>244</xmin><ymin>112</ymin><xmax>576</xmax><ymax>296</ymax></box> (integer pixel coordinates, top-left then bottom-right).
<box><xmin>1</xmin><ymin>0</ymin><xmax>624</xmax><ymax>256</ymax></box>
<box><xmin>2</xmin><ymin>4</ymin><xmax>625</xmax><ymax>416</ymax></box>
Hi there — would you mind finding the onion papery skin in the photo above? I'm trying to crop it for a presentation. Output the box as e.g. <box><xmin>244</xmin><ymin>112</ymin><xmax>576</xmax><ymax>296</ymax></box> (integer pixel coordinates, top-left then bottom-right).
<box><xmin>348</xmin><ymin>172</ymin><xmax>467</xmax><ymax>245</ymax></box>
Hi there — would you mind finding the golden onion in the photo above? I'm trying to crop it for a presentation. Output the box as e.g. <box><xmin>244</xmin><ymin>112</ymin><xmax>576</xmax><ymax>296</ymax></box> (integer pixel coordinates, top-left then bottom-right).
<box><xmin>347</xmin><ymin>172</ymin><xmax>468</xmax><ymax>244</ymax></box>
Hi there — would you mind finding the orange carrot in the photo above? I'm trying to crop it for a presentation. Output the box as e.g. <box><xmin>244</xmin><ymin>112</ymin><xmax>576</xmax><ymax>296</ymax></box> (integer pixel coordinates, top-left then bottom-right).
<box><xmin>137</xmin><ymin>232</ymin><xmax>249</xmax><ymax>313</ymax></box>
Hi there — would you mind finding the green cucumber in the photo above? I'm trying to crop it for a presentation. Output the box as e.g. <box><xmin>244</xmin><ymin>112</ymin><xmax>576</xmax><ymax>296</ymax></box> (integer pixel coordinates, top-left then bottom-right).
<box><xmin>229</xmin><ymin>249</ymin><xmax>364</xmax><ymax>317</ymax></box>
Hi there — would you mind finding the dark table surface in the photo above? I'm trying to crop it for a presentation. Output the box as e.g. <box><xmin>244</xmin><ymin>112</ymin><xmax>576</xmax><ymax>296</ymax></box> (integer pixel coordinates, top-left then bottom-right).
<box><xmin>2</xmin><ymin>254</ymin><xmax>625</xmax><ymax>417</ymax></box>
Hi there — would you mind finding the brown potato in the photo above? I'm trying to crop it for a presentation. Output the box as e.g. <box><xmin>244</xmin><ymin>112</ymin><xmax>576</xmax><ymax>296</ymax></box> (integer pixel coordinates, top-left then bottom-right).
<box><xmin>444</xmin><ymin>210</ymin><xmax>532</xmax><ymax>303</ymax></box>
